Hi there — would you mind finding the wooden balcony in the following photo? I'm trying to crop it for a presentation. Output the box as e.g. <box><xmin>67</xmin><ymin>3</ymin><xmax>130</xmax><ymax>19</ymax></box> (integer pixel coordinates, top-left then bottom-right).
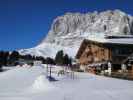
<box><xmin>112</xmin><ymin>55</ymin><xmax>128</xmax><ymax>64</ymax></box>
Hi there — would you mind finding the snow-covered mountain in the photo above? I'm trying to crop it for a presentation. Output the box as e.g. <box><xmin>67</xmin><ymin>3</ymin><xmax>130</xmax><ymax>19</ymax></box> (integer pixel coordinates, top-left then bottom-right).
<box><xmin>19</xmin><ymin>10</ymin><xmax>133</xmax><ymax>58</ymax></box>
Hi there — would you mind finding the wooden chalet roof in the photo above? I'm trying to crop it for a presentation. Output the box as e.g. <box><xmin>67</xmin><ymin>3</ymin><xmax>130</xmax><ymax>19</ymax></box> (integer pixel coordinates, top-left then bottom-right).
<box><xmin>76</xmin><ymin>37</ymin><xmax>133</xmax><ymax>59</ymax></box>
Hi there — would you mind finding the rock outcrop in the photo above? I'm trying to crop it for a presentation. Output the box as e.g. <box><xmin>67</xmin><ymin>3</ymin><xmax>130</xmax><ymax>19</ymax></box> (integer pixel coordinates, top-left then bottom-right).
<box><xmin>19</xmin><ymin>10</ymin><xmax>133</xmax><ymax>58</ymax></box>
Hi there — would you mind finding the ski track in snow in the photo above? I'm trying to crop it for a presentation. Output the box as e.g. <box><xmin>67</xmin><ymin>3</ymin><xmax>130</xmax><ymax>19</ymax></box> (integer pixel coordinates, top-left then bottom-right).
<box><xmin>0</xmin><ymin>65</ymin><xmax>133</xmax><ymax>100</ymax></box>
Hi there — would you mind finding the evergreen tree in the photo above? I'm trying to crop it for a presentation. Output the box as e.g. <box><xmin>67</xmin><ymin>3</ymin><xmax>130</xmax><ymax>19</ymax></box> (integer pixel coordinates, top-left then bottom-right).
<box><xmin>24</xmin><ymin>54</ymin><xmax>32</xmax><ymax>60</ymax></box>
<box><xmin>32</xmin><ymin>56</ymin><xmax>36</xmax><ymax>60</ymax></box>
<box><xmin>68</xmin><ymin>57</ymin><xmax>72</xmax><ymax>66</ymax></box>
<box><xmin>0</xmin><ymin>51</ymin><xmax>9</xmax><ymax>66</ymax></box>
<box><xmin>55</xmin><ymin>50</ymin><xmax>64</xmax><ymax>65</ymax></box>
<box><xmin>63</xmin><ymin>54</ymin><xmax>69</xmax><ymax>65</ymax></box>
<box><xmin>36</xmin><ymin>56</ymin><xmax>46</xmax><ymax>64</ymax></box>
<box><xmin>0</xmin><ymin>51</ymin><xmax>9</xmax><ymax>71</ymax></box>
<box><xmin>46</xmin><ymin>57</ymin><xmax>55</xmax><ymax>65</ymax></box>
<box><xmin>3</xmin><ymin>51</ymin><xmax>9</xmax><ymax>66</ymax></box>
<box><xmin>9</xmin><ymin>51</ymin><xmax>20</xmax><ymax>65</ymax></box>
<box><xmin>0</xmin><ymin>51</ymin><xmax>4</xmax><ymax>71</ymax></box>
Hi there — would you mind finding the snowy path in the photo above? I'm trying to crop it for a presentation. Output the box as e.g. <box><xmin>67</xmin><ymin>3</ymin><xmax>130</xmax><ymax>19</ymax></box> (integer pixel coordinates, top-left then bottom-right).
<box><xmin>0</xmin><ymin>66</ymin><xmax>133</xmax><ymax>100</ymax></box>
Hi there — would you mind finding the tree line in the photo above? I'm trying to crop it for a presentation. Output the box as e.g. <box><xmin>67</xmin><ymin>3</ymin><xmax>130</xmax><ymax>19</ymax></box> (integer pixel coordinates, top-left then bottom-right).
<box><xmin>0</xmin><ymin>51</ymin><xmax>45</xmax><ymax>71</ymax></box>
<box><xmin>55</xmin><ymin>50</ymin><xmax>72</xmax><ymax>66</ymax></box>
<box><xmin>0</xmin><ymin>50</ymin><xmax>72</xmax><ymax>71</ymax></box>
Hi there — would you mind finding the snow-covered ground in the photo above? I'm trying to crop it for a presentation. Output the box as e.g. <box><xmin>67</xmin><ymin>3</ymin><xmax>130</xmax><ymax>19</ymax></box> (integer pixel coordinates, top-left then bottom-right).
<box><xmin>0</xmin><ymin>65</ymin><xmax>133</xmax><ymax>100</ymax></box>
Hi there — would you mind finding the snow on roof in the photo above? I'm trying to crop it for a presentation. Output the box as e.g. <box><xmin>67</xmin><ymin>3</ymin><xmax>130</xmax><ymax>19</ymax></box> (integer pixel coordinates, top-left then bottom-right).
<box><xmin>87</xmin><ymin>34</ymin><xmax>133</xmax><ymax>45</ymax></box>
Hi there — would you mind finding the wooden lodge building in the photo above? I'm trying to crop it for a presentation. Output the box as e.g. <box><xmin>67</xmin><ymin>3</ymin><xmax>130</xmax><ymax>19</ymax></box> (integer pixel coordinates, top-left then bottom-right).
<box><xmin>76</xmin><ymin>35</ymin><xmax>133</xmax><ymax>75</ymax></box>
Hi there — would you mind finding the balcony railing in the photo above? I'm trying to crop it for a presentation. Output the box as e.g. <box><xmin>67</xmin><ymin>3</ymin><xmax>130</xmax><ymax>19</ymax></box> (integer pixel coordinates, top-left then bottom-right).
<box><xmin>112</xmin><ymin>55</ymin><xmax>128</xmax><ymax>64</ymax></box>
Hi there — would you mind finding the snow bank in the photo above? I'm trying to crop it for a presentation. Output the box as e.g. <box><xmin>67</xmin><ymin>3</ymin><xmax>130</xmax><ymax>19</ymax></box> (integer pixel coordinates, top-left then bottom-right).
<box><xmin>0</xmin><ymin>65</ymin><xmax>133</xmax><ymax>100</ymax></box>
<box><xmin>28</xmin><ymin>75</ymin><xmax>55</xmax><ymax>93</ymax></box>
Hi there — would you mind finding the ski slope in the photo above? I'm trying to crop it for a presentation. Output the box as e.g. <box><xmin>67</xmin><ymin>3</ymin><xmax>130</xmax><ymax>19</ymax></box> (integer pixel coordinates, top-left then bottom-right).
<box><xmin>0</xmin><ymin>65</ymin><xmax>133</xmax><ymax>100</ymax></box>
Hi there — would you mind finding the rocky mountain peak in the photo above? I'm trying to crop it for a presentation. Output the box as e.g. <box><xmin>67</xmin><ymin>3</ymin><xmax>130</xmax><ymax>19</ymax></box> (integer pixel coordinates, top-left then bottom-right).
<box><xmin>43</xmin><ymin>10</ymin><xmax>133</xmax><ymax>45</ymax></box>
<box><xmin>20</xmin><ymin>10</ymin><xmax>133</xmax><ymax>58</ymax></box>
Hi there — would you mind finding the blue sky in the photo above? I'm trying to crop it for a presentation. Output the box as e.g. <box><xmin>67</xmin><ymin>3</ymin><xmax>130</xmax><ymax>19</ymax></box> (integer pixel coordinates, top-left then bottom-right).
<box><xmin>0</xmin><ymin>0</ymin><xmax>133</xmax><ymax>51</ymax></box>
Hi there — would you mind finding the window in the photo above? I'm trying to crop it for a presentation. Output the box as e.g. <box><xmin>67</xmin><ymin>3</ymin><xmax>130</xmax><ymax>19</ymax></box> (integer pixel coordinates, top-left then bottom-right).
<box><xmin>112</xmin><ymin>48</ymin><xmax>133</xmax><ymax>55</ymax></box>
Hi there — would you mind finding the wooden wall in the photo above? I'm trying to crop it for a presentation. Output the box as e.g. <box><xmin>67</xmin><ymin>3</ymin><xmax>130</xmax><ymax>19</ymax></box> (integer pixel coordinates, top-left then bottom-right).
<box><xmin>77</xmin><ymin>40</ymin><xmax>133</xmax><ymax>66</ymax></box>
<box><xmin>78</xmin><ymin>43</ymin><xmax>110</xmax><ymax>65</ymax></box>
